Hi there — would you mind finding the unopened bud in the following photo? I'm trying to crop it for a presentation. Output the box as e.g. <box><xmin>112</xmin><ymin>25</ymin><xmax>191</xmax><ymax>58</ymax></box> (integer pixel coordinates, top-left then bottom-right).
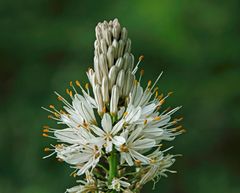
<box><xmin>107</xmin><ymin>45</ymin><xmax>115</xmax><ymax>68</ymax></box>
<box><xmin>94</xmin><ymin>55</ymin><xmax>102</xmax><ymax>84</ymax></box>
<box><xmin>112</xmin><ymin>20</ymin><xmax>121</xmax><ymax>40</ymax></box>
<box><xmin>110</xmin><ymin>85</ymin><xmax>119</xmax><ymax>116</ymax></box>
<box><xmin>125</xmin><ymin>38</ymin><xmax>131</xmax><ymax>53</ymax></box>
<box><xmin>115</xmin><ymin>57</ymin><xmax>124</xmax><ymax>71</ymax></box>
<box><xmin>118</xmin><ymin>40</ymin><xmax>125</xmax><ymax>58</ymax></box>
<box><xmin>121</xmin><ymin>27</ymin><xmax>128</xmax><ymax>41</ymax></box>
<box><xmin>99</xmin><ymin>53</ymin><xmax>108</xmax><ymax>78</ymax></box>
<box><xmin>100</xmin><ymin>39</ymin><xmax>107</xmax><ymax>54</ymax></box>
<box><xmin>116</xmin><ymin>69</ymin><xmax>125</xmax><ymax>96</ymax></box>
<box><xmin>101</xmin><ymin>76</ymin><xmax>109</xmax><ymax>103</ymax></box>
<box><xmin>112</xmin><ymin>39</ymin><xmax>119</xmax><ymax>59</ymax></box>
<box><xmin>108</xmin><ymin>66</ymin><xmax>118</xmax><ymax>90</ymax></box>
<box><xmin>94</xmin><ymin>85</ymin><xmax>104</xmax><ymax>115</ymax></box>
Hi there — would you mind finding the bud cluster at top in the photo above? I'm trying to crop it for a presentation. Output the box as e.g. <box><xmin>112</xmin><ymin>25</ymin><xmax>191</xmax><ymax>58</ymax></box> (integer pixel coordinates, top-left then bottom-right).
<box><xmin>42</xmin><ymin>18</ymin><xmax>184</xmax><ymax>193</ymax></box>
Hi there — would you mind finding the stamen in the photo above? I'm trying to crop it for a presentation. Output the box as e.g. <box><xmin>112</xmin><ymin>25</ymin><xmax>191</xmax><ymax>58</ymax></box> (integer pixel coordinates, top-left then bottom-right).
<box><xmin>139</xmin><ymin>55</ymin><xmax>144</xmax><ymax>61</ymax></box>
<box><xmin>154</xmin><ymin>116</ymin><xmax>161</xmax><ymax>121</ymax></box>
<box><xmin>42</xmin><ymin>133</ymin><xmax>49</xmax><ymax>137</ymax></box>
<box><xmin>172</xmin><ymin>125</ymin><xmax>182</xmax><ymax>132</ymax></box>
<box><xmin>150</xmin><ymin>72</ymin><xmax>163</xmax><ymax>91</ymax></box>
<box><xmin>70</xmin><ymin>81</ymin><xmax>78</xmax><ymax>94</ymax></box>
<box><xmin>75</xmin><ymin>80</ymin><xmax>81</xmax><ymax>87</ymax></box>
<box><xmin>147</xmin><ymin>80</ymin><xmax>152</xmax><ymax>88</ymax></box>
<box><xmin>43</xmin><ymin>129</ymin><xmax>49</xmax><ymax>133</ymax></box>
<box><xmin>139</xmin><ymin>69</ymin><xmax>144</xmax><ymax>82</ymax></box>
<box><xmin>134</xmin><ymin>160</ymin><xmax>141</xmax><ymax>166</ymax></box>
<box><xmin>144</xmin><ymin>119</ymin><xmax>148</xmax><ymax>125</ymax></box>
<box><xmin>49</xmin><ymin>105</ymin><xmax>55</xmax><ymax>109</ymax></box>
<box><xmin>132</xmin><ymin>55</ymin><xmax>144</xmax><ymax>74</ymax></box>
<box><xmin>44</xmin><ymin>147</ymin><xmax>51</xmax><ymax>152</ymax></box>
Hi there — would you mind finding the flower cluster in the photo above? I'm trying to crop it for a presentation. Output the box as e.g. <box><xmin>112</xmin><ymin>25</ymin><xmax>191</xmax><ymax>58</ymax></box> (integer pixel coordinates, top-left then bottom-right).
<box><xmin>42</xmin><ymin>19</ymin><xmax>184</xmax><ymax>193</ymax></box>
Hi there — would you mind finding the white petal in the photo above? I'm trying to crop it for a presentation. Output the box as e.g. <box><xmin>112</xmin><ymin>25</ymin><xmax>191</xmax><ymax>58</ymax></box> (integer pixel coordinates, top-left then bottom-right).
<box><xmin>90</xmin><ymin>125</ymin><xmax>105</xmax><ymax>137</ymax></box>
<box><xmin>105</xmin><ymin>140</ymin><xmax>113</xmax><ymax>153</ymax></box>
<box><xmin>122</xmin><ymin>152</ymin><xmax>134</xmax><ymax>166</ymax></box>
<box><xmin>132</xmin><ymin>139</ymin><xmax>156</xmax><ymax>150</ymax></box>
<box><xmin>129</xmin><ymin>149</ymin><xmax>149</xmax><ymax>164</ymax></box>
<box><xmin>101</xmin><ymin>113</ymin><xmax>112</xmax><ymax>132</ymax></box>
<box><xmin>112</xmin><ymin>136</ymin><xmax>126</xmax><ymax>146</ymax></box>
<box><xmin>111</xmin><ymin>120</ymin><xmax>124</xmax><ymax>135</ymax></box>
<box><xmin>128</xmin><ymin>127</ymin><xmax>142</xmax><ymax>143</ymax></box>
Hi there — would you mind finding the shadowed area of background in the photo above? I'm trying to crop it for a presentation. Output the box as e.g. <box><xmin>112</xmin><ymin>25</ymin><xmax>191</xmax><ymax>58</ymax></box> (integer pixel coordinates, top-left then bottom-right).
<box><xmin>0</xmin><ymin>0</ymin><xmax>240</xmax><ymax>193</ymax></box>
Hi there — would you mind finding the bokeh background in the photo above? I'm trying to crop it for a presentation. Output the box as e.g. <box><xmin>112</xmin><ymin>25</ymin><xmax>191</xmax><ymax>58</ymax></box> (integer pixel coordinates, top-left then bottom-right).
<box><xmin>1</xmin><ymin>0</ymin><xmax>240</xmax><ymax>193</ymax></box>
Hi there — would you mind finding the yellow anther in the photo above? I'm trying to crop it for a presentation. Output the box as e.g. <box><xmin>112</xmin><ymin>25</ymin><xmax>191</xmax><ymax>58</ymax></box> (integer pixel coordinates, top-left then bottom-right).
<box><xmin>69</xmin><ymin>81</ymin><xmax>73</xmax><ymax>87</ymax></box>
<box><xmin>120</xmin><ymin>144</ymin><xmax>128</xmax><ymax>152</ymax></box>
<box><xmin>144</xmin><ymin>119</ymin><xmax>148</xmax><ymax>125</ymax></box>
<box><xmin>55</xmin><ymin>144</ymin><xmax>63</xmax><ymax>149</ymax></box>
<box><xmin>103</xmin><ymin>106</ymin><xmax>106</xmax><ymax>113</ymax></box>
<box><xmin>150</xmin><ymin>159</ymin><xmax>157</xmax><ymax>164</ymax></box>
<box><xmin>159</xmin><ymin>99</ymin><xmax>165</xmax><ymax>105</ymax></box>
<box><xmin>168</xmin><ymin>91</ymin><xmax>173</xmax><ymax>96</ymax></box>
<box><xmin>44</xmin><ymin>147</ymin><xmax>51</xmax><ymax>152</ymax></box>
<box><xmin>69</xmin><ymin>90</ymin><xmax>73</xmax><ymax>97</ymax></box>
<box><xmin>43</xmin><ymin>125</ymin><xmax>49</xmax><ymax>129</ymax></box>
<box><xmin>140</xmin><ymin>69</ymin><xmax>144</xmax><ymax>76</ymax></box>
<box><xmin>75</xmin><ymin>80</ymin><xmax>81</xmax><ymax>87</ymax></box>
<box><xmin>153</xmin><ymin>87</ymin><xmax>159</xmax><ymax>92</ymax></box>
<box><xmin>85</xmin><ymin>83</ymin><xmax>90</xmax><ymax>90</ymax></box>
<box><xmin>134</xmin><ymin>79</ymin><xmax>138</xmax><ymax>85</ymax></box>
<box><xmin>54</xmin><ymin>112</ymin><xmax>60</xmax><ymax>118</ymax></box>
<box><xmin>172</xmin><ymin>125</ymin><xmax>183</xmax><ymax>131</ymax></box>
<box><xmin>139</xmin><ymin>55</ymin><xmax>144</xmax><ymax>61</ymax></box>
<box><xmin>155</xmin><ymin>90</ymin><xmax>159</xmax><ymax>98</ymax></box>
<box><xmin>181</xmin><ymin>129</ymin><xmax>187</xmax><ymax>133</ymax></box>
<box><xmin>49</xmin><ymin>105</ymin><xmax>55</xmax><ymax>109</ymax></box>
<box><xmin>42</xmin><ymin>133</ymin><xmax>48</xmax><ymax>137</ymax></box>
<box><xmin>43</xmin><ymin>129</ymin><xmax>49</xmax><ymax>133</ymax></box>
<box><xmin>174</xmin><ymin>117</ymin><xmax>184</xmax><ymax>122</ymax></box>
<box><xmin>158</xmin><ymin>94</ymin><xmax>163</xmax><ymax>100</ymax></box>
<box><xmin>147</xmin><ymin>80</ymin><xmax>152</xmax><ymax>87</ymax></box>
<box><xmin>66</xmin><ymin>88</ymin><xmax>69</xmax><ymax>95</ymax></box>
<box><xmin>57</xmin><ymin>96</ymin><xmax>63</xmax><ymax>101</ymax></box>
<box><xmin>59</xmin><ymin>110</ymin><xmax>64</xmax><ymax>114</ymax></box>
<box><xmin>154</xmin><ymin>116</ymin><xmax>161</xmax><ymax>121</ymax></box>
<box><xmin>123</xmin><ymin>112</ymin><xmax>128</xmax><ymax>117</ymax></box>
<box><xmin>134</xmin><ymin>160</ymin><xmax>142</xmax><ymax>166</ymax></box>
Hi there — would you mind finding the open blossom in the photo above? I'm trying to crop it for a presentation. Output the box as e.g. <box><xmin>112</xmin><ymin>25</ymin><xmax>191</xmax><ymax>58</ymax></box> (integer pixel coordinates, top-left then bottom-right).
<box><xmin>42</xmin><ymin>18</ymin><xmax>184</xmax><ymax>193</ymax></box>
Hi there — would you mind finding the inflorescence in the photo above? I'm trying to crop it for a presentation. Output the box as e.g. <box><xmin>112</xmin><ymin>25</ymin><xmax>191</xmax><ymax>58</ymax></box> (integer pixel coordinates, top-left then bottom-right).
<box><xmin>42</xmin><ymin>18</ymin><xmax>184</xmax><ymax>193</ymax></box>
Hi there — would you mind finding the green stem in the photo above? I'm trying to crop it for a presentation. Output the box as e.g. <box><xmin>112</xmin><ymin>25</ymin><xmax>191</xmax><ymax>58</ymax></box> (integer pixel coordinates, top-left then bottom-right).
<box><xmin>108</xmin><ymin>147</ymin><xmax>118</xmax><ymax>193</ymax></box>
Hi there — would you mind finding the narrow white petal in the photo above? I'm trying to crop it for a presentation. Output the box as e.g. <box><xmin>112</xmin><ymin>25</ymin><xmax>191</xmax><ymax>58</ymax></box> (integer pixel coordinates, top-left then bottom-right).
<box><xmin>101</xmin><ymin>113</ymin><xmax>112</xmax><ymax>132</ymax></box>
<box><xmin>112</xmin><ymin>136</ymin><xmax>126</xmax><ymax>146</ymax></box>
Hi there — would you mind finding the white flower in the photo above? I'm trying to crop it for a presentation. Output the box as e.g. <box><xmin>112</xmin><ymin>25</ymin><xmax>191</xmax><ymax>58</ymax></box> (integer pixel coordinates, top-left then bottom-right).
<box><xmin>90</xmin><ymin>113</ymin><xmax>125</xmax><ymax>153</ymax></box>
<box><xmin>43</xmin><ymin>18</ymin><xmax>184</xmax><ymax>193</ymax></box>
<box><xmin>55</xmin><ymin>142</ymin><xmax>102</xmax><ymax>176</ymax></box>
<box><xmin>109</xmin><ymin>177</ymin><xmax>131</xmax><ymax>192</ymax></box>
<box><xmin>139</xmin><ymin>148</ymin><xmax>177</xmax><ymax>186</ymax></box>
<box><xmin>116</xmin><ymin>127</ymin><xmax>156</xmax><ymax>166</ymax></box>
<box><xmin>66</xmin><ymin>171</ymin><xmax>98</xmax><ymax>193</ymax></box>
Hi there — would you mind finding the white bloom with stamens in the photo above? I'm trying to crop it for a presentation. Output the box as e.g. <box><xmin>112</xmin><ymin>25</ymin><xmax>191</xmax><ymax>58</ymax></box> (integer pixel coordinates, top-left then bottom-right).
<box><xmin>116</xmin><ymin>127</ymin><xmax>155</xmax><ymax>166</ymax></box>
<box><xmin>109</xmin><ymin>177</ymin><xmax>131</xmax><ymax>192</ymax></box>
<box><xmin>42</xmin><ymin>18</ymin><xmax>184</xmax><ymax>193</ymax></box>
<box><xmin>90</xmin><ymin>113</ymin><xmax>125</xmax><ymax>153</ymax></box>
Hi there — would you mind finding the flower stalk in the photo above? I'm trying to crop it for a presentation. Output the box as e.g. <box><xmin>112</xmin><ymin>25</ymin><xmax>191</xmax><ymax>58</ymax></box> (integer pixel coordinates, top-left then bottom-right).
<box><xmin>42</xmin><ymin>18</ymin><xmax>184</xmax><ymax>193</ymax></box>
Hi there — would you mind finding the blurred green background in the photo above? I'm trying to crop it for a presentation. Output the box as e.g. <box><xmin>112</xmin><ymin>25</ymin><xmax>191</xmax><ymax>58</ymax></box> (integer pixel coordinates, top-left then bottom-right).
<box><xmin>1</xmin><ymin>0</ymin><xmax>240</xmax><ymax>192</ymax></box>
